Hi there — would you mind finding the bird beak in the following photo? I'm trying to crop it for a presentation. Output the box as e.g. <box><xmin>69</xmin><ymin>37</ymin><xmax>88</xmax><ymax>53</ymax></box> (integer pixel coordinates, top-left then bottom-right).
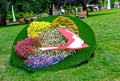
<box><xmin>82</xmin><ymin>44</ymin><xmax>89</xmax><ymax>48</ymax></box>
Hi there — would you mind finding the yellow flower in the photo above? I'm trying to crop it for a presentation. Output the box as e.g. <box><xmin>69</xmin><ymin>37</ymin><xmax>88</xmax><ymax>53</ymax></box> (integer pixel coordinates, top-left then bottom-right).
<box><xmin>27</xmin><ymin>21</ymin><xmax>51</xmax><ymax>37</ymax></box>
<box><xmin>51</xmin><ymin>16</ymin><xmax>78</xmax><ymax>33</ymax></box>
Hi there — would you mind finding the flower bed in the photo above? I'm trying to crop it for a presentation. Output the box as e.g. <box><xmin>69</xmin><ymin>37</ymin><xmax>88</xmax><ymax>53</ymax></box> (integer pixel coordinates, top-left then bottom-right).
<box><xmin>10</xmin><ymin>15</ymin><xmax>96</xmax><ymax>72</ymax></box>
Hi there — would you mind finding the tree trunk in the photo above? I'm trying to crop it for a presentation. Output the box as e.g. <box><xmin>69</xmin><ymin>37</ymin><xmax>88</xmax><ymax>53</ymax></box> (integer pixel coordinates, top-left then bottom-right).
<box><xmin>0</xmin><ymin>0</ymin><xmax>8</xmax><ymax>25</ymax></box>
<box><xmin>49</xmin><ymin>6</ymin><xmax>53</xmax><ymax>15</ymax></box>
<box><xmin>83</xmin><ymin>3</ymin><xmax>87</xmax><ymax>11</ymax></box>
<box><xmin>82</xmin><ymin>3</ymin><xmax>88</xmax><ymax>16</ymax></box>
<box><xmin>0</xmin><ymin>15</ymin><xmax>6</xmax><ymax>26</ymax></box>
<box><xmin>49</xmin><ymin>0</ymin><xmax>55</xmax><ymax>15</ymax></box>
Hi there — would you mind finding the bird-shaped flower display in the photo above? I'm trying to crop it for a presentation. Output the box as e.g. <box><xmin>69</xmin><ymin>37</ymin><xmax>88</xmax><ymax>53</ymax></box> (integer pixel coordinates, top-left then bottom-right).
<box><xmin>13</xmin><ymin>16</ymin><xmax>91</xmax><ymax>69</ymax></box>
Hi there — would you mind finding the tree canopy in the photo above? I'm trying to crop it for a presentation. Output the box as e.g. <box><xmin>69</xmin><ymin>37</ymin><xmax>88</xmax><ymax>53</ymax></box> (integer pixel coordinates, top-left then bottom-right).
<box><xmin>0</xmin><ymin>0</ymin><xmax>10</xmax><ymax>25</ymax></box>
<box><xmin>0</xmin><ymin>0</ymin><xmax>100</xmax><ymax>25</ymax></box>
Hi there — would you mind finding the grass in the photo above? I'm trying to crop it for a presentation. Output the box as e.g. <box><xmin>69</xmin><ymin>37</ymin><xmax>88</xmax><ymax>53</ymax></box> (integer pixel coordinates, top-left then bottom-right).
<box><xmin>0</xmin><ymin>9</ymin><xmax>120</xmax><ymax>81</ymax></box>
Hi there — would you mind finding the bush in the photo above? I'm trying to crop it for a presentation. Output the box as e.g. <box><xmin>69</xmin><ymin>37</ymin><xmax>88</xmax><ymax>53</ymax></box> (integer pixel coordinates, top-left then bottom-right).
<box><xmin>21</xmin><ymin>11</ymin><xmax>35</xmax><ymax>18</ymax></box>
<box><xmin>6</xmin><ymin>12</ymin><xmax>13</xmax><ymax>21</ymax></box>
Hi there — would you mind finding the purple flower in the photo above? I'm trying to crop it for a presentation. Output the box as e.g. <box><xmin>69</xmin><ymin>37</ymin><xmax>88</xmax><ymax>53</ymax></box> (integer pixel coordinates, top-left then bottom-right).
<box><xmin>24</xmin><ymin>54</ymin><xmax>65</xmax><ymax>68</ymax></box>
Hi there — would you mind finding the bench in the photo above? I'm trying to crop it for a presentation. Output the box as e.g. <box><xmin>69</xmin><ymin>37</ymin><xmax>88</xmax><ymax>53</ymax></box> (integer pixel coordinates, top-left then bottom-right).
<box><xmin>6</xmin><ymin>20</ymin><xmax>19</xmax><ymax>25</ymax></box>
<box><xmin>79</xmin><ymin>11</ymin><xmax>87</xmax><ymax>18</ymax></box>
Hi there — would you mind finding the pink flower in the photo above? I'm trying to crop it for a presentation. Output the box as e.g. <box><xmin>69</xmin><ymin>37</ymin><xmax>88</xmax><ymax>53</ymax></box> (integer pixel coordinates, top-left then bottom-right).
<box><xmin>15</xmin><ymin>36</ymin><xmax>41</xmax><ymax>58</ymax></box>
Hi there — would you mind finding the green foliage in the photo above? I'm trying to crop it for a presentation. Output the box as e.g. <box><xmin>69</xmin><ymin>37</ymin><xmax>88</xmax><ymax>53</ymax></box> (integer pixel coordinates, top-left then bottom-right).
<box><xmin>6</xmin><ymin>11</ymin><xmax>36</xmax><ymax>20</ymax></box>
<box><xmin>20</xmin><ymin>11</ymin><xmax>35</xmax><ymax>18</ymax></box>
<box><xmin>11</xmin><ymin>0</ymin><xmax>50</xmax><ymax>14</ymax></box>
<box><xmin>10</xmin><ymin>15</ymin><xmax>96</xmax><ymax>72</ymax></box>
<box><xmin>0</xmin><ymin>0</ymin><xmax>10</xmax><ymax>14</ymax></box>
<box><xmin>6</xmin><ymin>12</ymin><xmax>13</xmax><ymax>20</ymax></box>
<box><xmin>15</xmin><ymin>1</ymin><xmax>31</xmax><ymax>12</ymax></box>
<box><xmin>30</xmin><ymin>0</ymin><xmax>49</xmax><ymax>14</ymax></box>
<box><xmin>0</xmin><ymin>0</ymin><xmax>10</xmax><ymax>25</ymax></box>
<box><xmin>111</xmin><ymin>0</ymin><xmax>115</xmax><ymax>8</ymax></box>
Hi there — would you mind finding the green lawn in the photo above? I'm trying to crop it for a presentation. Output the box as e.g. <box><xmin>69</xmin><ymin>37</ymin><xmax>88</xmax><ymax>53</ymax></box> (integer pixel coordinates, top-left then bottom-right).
<box><xmin>0</xmin><ymin>9</ymin><xmax>120</xmax><ymax>81</ymax></box>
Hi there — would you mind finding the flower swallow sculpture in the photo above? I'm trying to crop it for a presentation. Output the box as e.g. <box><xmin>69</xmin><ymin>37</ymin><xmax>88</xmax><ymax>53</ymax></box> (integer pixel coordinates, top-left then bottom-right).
<box><xmin>14</xmin><ymin>16</ymin><xmax>89</xmax><ymax>68</ymax></box>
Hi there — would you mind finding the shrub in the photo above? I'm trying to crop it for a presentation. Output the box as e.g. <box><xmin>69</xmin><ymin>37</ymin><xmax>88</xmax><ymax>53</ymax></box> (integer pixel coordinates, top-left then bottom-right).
<box><xmin>21</xmin><ymin>11</ymin><xmax>35</xmax><ymax>18</ymax></box>
<box><xmin>27</xmin><ymin>21</ymin><xmax>51</xmax><ymax>37</ymax></box>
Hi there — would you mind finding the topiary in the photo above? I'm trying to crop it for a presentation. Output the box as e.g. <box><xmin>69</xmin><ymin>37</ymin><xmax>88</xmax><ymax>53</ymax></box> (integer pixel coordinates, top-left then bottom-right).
<box><xmin>10</xmin><ymin>15</ymin><xmax>96</xmax><ymax>72</ymax></box>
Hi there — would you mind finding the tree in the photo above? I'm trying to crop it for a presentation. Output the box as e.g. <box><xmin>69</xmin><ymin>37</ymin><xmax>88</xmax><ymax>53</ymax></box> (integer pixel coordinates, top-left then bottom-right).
<box><xmin>39</xmin><ymin>0</ymin><xmax>55</xmax><ymax>15</ymax></box>
<box><xmin>15</xmin><ymin>1</ymin><xmax>31</xmax><ymax>12</ymax></box>
<box><xmin>54</xmin><ymin>0</ymin><xmax>100</xmax><ymax>15</ymax></box>
<box><xmin>30</xmin><ymin>0</ymin><xmax>48</xmax><ymax>14</ymax></box>
<box><xmin>48</xmin><ymin>0</ymin><xmax>55</xmax><ymax>15</ymax></box>
<box><xmin>46</xmin><ymin>0</ymin><xmax>80</xmax><ymax>15</ymax></box>
<box><xmin>0</xmin><ymin>0</ymin><xmax>10</xmax><ymax>25</ymax></box>
<box><xmin>14</xmin><ymin>0</ymin><xmax>50</xmax><ymax>14</ymax></box>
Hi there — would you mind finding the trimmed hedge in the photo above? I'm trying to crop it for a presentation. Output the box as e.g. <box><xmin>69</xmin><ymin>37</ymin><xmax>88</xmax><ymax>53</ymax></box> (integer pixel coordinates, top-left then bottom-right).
<box><xmin>10</xmin><ymin>15</ymin><xmax>96</xmax><ymax>72</ymax></box>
